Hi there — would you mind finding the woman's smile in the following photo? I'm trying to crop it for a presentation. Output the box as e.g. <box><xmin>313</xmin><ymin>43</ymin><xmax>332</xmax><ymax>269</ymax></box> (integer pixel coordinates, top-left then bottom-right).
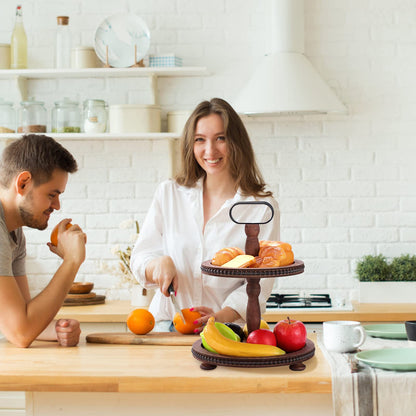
<box><xmin>193</xmin><ymin>113</ymin><xmax>229</xmax><ymax>176</ymax></box>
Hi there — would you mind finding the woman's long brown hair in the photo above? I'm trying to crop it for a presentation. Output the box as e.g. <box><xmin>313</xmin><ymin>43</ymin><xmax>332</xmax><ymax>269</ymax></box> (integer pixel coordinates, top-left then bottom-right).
<box><xmin>175</xmin><ymin>98</ymin><xmax>272</xmax><ymax>198</ymax></box>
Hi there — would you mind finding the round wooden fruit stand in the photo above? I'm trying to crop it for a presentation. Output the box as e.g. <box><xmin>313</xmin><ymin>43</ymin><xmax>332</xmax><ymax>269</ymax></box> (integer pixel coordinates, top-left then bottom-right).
<box><xmin>191</xmin><ymin>202</ymin><xmax>314</xmax><ymax>371</ymax></box>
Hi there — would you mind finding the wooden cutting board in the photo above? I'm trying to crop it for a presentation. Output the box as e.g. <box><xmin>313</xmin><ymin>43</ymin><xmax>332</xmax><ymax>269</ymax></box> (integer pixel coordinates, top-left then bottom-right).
<box><xmin>66</xmin><ymin>292</ymin><xmax>97</xmax><ymax>299</ymax></box>
<box><xmin>86</xmin><ymin>332</ymin><xmax>199</xmax><ymax>346</ymax></box>
<box><xmin>63</xmin><ymin>294</ymin><xmax>106</xmax><ymax>306</ymax></box>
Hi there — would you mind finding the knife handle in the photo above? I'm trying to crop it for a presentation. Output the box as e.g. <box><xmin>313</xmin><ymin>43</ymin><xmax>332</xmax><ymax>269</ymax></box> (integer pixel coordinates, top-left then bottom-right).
<box><xmin>168</xmin><ymin>282</ymin><xmax>175</xmax><ymax>295</ymax></box>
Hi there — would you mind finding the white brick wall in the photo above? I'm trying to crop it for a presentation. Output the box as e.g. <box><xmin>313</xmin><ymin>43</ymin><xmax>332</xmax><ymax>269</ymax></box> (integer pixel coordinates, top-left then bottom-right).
<box><xmin>0</xmin><ymin>0</ymin><xmax>415</xmax><ymax>304</ymax></box>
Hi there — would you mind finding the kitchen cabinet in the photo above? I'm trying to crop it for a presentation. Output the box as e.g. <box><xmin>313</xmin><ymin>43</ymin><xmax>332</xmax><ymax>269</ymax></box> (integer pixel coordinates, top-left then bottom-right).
<box><xmin>0</xmin><ymin>391</ymin><xmax>24</xmax><ymax>415</ymax></box>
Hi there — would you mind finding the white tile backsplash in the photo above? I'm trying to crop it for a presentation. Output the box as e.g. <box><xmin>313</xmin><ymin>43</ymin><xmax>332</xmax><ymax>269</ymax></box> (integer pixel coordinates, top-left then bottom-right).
<box><xmin>0</xmin><ymin>0</ymin><xmax>414</xmax><ymax>302</ymax></box>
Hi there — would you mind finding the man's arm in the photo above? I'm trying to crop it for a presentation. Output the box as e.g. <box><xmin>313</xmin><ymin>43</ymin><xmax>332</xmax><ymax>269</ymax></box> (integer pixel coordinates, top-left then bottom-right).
<box><xmin>14</xmin><ymin>275</ymin><xmax>69</xmax><ymax>343</ymax></box>
<box><xmin>0</xmin><ymin>258</ymin><xmax>81</xmax><ymax>347</ymax></box>
<box><xmin>0</xmin><ymin>224</ymin><xmax>85</xmax><ymax>348</ymax></box>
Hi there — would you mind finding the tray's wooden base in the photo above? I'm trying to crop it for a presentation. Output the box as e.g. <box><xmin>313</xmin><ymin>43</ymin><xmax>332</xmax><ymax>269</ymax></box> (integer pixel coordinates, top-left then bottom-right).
<box><xmin>192</xmin><ymin>338</ymin><xmax>315</xmax><ymax>371</ymax></box>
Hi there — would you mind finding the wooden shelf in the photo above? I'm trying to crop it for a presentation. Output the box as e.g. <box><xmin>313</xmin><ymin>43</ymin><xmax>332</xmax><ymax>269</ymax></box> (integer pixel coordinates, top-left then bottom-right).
<box><xmin>0</xmin><ymin>66</ymin><xmax>208</xmax><ymax>102</ymax></box>
<box><xmin>0</xmin><ymin>66</ymin><xmax>208</xmax><ymax>79</ymax></box>
<box><xmin>0</xmin><ymin>132</ymin><xmax>180</xmax><ymax>141</ymax></box>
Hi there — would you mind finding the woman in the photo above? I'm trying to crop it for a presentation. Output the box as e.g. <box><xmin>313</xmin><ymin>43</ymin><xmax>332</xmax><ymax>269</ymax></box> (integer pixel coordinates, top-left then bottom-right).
<box><xmin>130</xmin><ymin>98</ymin><xmax>279</xmax><ymax>330</ymax></box>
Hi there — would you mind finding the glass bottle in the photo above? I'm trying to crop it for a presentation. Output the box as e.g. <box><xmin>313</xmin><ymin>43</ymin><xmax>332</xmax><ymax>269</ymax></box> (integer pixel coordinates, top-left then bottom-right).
<box><xmin>0</xmin><ymin>99</ymin><xmax>16</xmax><ymax>133</ymax></box>
<box><xmin>83</xmin><ymin>99</ymin><xmax>107</xmax><ymax>133</ymax></box>
<box><xmin>52</xmin><ymin>97</ymin><xmax>81</xmax><ymax>133</ymax></box>
<box><xmin>18</xmin><ymin>98</ymin><xmax>47</xmax><ymax>133</ymax></box>
<box><xmin>10</xmin><ymin>5</ymin><xmax>27</xmax><ymax>69</ymax></box>
<box><xmin>55</xmin><ymin>16</ymin><xmax>71</xmax><ymax>68</ymax></box>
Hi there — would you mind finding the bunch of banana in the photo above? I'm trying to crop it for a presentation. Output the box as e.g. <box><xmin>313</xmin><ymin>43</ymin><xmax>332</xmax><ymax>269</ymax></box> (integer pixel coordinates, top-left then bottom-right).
<box><xmin>202</xmin><ymin>317</ymin><xmax>286</xmax><ymax>357</ymax></box>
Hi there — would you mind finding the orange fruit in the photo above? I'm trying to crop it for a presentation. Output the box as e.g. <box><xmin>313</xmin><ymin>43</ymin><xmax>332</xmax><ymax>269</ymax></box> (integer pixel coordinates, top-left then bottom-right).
<box><xmin>173</xmin><ymin>308</ymin><xmax>203</xmax><ymax>334</ymax></box>
<box><xmin>50</xmin><ymin>222</ymin><xmax>72</xmax><ymax>246</ymax></box>
<box><xmin>127</xmin><ymin>308</ymin><xmax>155</xmax><ymax>335</ymax></box>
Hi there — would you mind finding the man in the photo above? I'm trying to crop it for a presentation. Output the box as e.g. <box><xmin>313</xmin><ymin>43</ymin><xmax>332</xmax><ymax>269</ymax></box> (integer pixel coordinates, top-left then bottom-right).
<box><xmin>0</xmin><ymin>134</ymin><xmax>86</xmax><ymax>347</ymax></box>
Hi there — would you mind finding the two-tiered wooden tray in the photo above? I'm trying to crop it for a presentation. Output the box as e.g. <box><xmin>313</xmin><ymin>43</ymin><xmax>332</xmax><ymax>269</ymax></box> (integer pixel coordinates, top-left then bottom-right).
<box><xmin>191</xmin><ymin>202</ymin><xmax>314</xmax><ymax>371</ymax></box>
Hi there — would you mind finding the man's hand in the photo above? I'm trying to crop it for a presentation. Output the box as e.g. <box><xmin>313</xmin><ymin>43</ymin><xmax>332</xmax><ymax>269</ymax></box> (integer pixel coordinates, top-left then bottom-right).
<box><xmin>55</xmin><ymin>319</ymin><xmax>81</xmax><ymax>347</ymax></box>
<box><xmin>48</xmin><ymin>219</ymin><xmax>87</xmax><ymax>266</ymax></box>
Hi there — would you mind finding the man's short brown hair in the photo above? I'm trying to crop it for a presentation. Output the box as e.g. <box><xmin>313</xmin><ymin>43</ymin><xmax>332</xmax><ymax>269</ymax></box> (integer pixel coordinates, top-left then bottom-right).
<box><xmin>0</xmin><ymin>134</ymin><xmax>78</xmax><ymax>187</ymax></box>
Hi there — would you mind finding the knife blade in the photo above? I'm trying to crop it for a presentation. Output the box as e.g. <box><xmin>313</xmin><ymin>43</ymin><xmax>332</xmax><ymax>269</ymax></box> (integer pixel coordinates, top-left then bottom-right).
<box><xmin>168</xmin><ymin>283</ymin><xmax>185</xmax><ymax>322</ymax></box>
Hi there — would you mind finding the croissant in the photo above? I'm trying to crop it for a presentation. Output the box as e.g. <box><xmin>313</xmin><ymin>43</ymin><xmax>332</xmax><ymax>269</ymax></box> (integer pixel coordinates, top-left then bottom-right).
<box><xmin>211</xmin><ymin>247</ymin><xmax>244</xmax><ymax>266</ymax></box>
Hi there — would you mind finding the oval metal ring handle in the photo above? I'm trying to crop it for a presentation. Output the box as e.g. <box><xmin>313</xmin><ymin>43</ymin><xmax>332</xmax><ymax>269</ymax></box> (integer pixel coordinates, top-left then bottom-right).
<box><xmin>229</xmin><ymin>201</ymin><xmax>274</xmax><ymax>225</ymax></box>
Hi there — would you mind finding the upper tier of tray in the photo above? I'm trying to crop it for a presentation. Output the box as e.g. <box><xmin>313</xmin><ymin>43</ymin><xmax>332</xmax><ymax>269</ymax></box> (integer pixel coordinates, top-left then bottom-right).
<box><xmin>200</xmin><ymin>259</ymin><xmax>304</xmax><ymax>278</ymax></box>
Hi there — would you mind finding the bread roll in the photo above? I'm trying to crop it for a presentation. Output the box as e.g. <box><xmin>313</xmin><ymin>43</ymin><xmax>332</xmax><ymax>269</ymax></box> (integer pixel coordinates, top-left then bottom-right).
<box><xmin>258</xmin><ymin>241</ymin><xmax>294</xmax><ymax>267</ymax></box>
<box><xmin>248</xmin><ymin>256</ymin><xmax>263</xmax><ymax>268</ymax></box>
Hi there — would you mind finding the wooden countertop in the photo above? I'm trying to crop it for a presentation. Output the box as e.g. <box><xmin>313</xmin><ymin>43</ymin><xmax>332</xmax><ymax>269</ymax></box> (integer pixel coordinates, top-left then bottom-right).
<box><xmin>56</xmin><ymin>300</ymin><xmax>416</xmax><ymax>323</ymax></box>
<box><xmin>0</xmin><ymin>333</ymin><xmax>331</xmax><ymax>394</ymax></box>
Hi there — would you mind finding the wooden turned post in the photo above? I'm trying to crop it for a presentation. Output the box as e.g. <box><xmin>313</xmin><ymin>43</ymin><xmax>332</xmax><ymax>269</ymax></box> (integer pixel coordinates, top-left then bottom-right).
<box><xmin>244</xmin><ymin>224</ymin><xmax>260</xmax><ymax>257</ymax></box>
<box><xmin>246</xmin><ymin>278</ymin><xmax>261</xmax><ymax>334</ymax></box>
<box><xmin>244</xmin><ymin>223</ymin><xmax>261</xmax><ymax>335</ymax></box>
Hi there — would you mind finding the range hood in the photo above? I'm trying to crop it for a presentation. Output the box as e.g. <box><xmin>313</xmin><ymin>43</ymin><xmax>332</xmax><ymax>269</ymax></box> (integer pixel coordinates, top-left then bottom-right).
<box><xmin>233</xmin><ymin>0</ymin><xmax>346</xmax><ymax>116</ymax></box>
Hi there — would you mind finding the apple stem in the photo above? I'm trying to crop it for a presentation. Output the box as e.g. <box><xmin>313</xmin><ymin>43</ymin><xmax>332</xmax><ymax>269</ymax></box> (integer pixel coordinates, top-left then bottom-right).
<box><xmin>287</xmin><ymin>316</ymin><xmax>291</xmax><ymax>324</ymax></box>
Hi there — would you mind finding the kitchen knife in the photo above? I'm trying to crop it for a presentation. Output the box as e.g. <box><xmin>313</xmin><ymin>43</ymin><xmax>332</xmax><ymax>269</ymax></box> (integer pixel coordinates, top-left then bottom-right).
<box><xmin>168</xmin><ymin>283</ymin><xmax>185</xmax><ymax>322</ymax></box>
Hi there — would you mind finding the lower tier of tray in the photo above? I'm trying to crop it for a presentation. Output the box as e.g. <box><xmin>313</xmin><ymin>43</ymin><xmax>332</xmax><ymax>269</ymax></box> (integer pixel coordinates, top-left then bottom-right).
<box><xmin>192</xmin><ymin>338</ymin><xmax>315</xmax><ymax>371</ymax></box>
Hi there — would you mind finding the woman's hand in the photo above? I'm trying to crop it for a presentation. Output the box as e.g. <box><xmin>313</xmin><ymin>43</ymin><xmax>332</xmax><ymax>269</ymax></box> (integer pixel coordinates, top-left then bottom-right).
<box><xmin>190</xmin><ymin>306</ymin><xmax>242</xmax><ymax>333</ymax></box>
<box><xmin>146</xmin><ymin>256</ymin><xmax>178</xmax><ymax>297</ymax></box>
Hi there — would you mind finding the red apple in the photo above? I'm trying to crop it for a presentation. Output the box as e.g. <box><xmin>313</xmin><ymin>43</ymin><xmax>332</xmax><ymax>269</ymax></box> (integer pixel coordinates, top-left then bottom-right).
<box><xmin>273</xmin><ymin>316</ymin><xmax>307</xmax><ymax>352</ymax></box>
<box><xmin>246</xmin><ymin>329</ymin><xmax>277</xmax><ymax>346</ymax></box>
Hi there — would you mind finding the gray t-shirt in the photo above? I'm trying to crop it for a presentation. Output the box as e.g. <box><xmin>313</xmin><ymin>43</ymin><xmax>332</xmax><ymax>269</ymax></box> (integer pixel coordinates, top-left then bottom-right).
<box><xmin>0</xmin><ymin>201</ymin><xmax>26</xmax><ymax>277</ymax></box>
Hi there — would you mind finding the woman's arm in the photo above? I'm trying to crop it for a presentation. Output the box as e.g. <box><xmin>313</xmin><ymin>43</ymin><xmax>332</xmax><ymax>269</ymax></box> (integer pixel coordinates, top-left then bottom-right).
<box><xmin>130</xmin><ymin>185</ymin><xmax>165</xmax><ymax>288</ymax></box>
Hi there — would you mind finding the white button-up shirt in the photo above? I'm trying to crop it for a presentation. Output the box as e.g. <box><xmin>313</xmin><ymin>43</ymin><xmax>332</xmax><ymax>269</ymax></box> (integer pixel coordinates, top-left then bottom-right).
<box><xmin>130</xmin><ymin>179</ymin><xmax>280</xmax><ymax>322</ymax></box>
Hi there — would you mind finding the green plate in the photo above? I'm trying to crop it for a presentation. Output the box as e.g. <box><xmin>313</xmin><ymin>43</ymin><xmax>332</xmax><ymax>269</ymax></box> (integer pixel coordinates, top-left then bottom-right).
<box><xmin>363</xmin><ymin>324</ymin><xmax>407</xmax><ymax>339</ymax></box>
<box><xmin>356</xmin><ymin>348</ymin><xmax>416</xmax><ymax>371</ymax></box>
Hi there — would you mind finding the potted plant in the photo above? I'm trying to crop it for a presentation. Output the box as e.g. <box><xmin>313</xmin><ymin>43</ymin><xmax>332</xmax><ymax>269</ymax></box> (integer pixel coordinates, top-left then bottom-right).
<box><xmin>105</xmin><ymin>219</ymin><xmax>154</xmax><ymax>307</ymax></box>
<box><xmin>355</xmin><ymin>254</ymin><xmax>416</xmax><ymax>303</ymax></box>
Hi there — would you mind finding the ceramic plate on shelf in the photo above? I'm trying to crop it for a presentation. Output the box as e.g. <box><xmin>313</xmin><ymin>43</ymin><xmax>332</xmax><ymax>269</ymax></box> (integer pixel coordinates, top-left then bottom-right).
<box><xmin>363</xmin><ymin>324</ymin><xmax>407</xmax><ymax>339</ymax></box>
<box><xmin>356</xmin><ymin>348</ymin><xmax>416</xmax><ymax>371</ymax></box>
<box><xmin>94</xmin><ymin>13</ymin><xmax>150</xmax><ymax>68</ymax></box>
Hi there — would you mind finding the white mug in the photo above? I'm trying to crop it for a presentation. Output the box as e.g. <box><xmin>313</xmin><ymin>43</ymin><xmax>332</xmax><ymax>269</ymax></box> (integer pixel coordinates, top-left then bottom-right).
<box><xmin>323</xmin><ymin>320</ymin><xmax>366</xmax><ymax>353</ymax></box>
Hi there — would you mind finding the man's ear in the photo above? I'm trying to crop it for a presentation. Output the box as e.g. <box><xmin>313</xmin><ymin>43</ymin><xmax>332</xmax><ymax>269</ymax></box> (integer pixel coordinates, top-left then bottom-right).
<box><xmin>15</xmin><ymin>171</ymin><xmax>32</xmax><ymax>195</ymax></box>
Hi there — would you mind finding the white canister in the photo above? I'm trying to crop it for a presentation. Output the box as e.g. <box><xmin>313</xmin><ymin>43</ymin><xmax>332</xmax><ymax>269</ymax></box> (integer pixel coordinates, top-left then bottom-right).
<box><xmin>167</xmin><ymin>110</ymin><xmax>191</xmax><ymax>134</ymax></box>
<box><xmin>71</xmin><ymin>46</ymin><xmax>101</xmax><ymax>69</ymax></box>
<box><xmin>109</xmin><ymin>104</ymin><xmax>161</xmax><ymax>133</ymax></box>
<box><xmin>0</xmin><ymin>44</ymin><xmax>11</xmax><ymax>69</ymax></box>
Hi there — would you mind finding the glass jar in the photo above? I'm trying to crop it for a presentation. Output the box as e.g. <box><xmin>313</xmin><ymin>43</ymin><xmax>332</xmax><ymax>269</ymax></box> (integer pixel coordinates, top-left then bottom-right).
<box><xmin>0</xmin><ymin>99</ymin><xmax>16</xmax><ymax>133</ymax></box>
<box><xmin>83</xmin><ymin>99</ymin><xmax>107</xmax><ymax>133</ymax></box>
<box><xmin>55</xmin><ymin>16</ymin><xmax>71</xmax><ymax>68</ymax></box>
<box><xmin>51</xmin><ymin>97</ymin><xmax>81</xmax><ymax>133</ymax></box>
<box><xmin>18</xmin><ymin>98</ymin><xmax>47</xmax><ymax>133</ymax></box>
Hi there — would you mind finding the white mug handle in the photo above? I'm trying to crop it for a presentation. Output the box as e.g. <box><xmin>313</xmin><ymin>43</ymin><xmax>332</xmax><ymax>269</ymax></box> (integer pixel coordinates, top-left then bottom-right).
<box><xmin>352</xmin><ymin>326</ymin><xmax>366</xmax><ymax>349</ymax></box>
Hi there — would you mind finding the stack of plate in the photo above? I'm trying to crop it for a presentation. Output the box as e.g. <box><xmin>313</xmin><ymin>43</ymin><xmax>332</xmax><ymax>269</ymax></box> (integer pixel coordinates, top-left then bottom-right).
<box><xmin>64</xmin><ymin>282</ymin><xmax>105</xmax><ymax>306</ymax></box>
<box><xmin>355</xmin><ymin>323</ymin><xmax>416</xmax><ymax>371</ymax></box>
